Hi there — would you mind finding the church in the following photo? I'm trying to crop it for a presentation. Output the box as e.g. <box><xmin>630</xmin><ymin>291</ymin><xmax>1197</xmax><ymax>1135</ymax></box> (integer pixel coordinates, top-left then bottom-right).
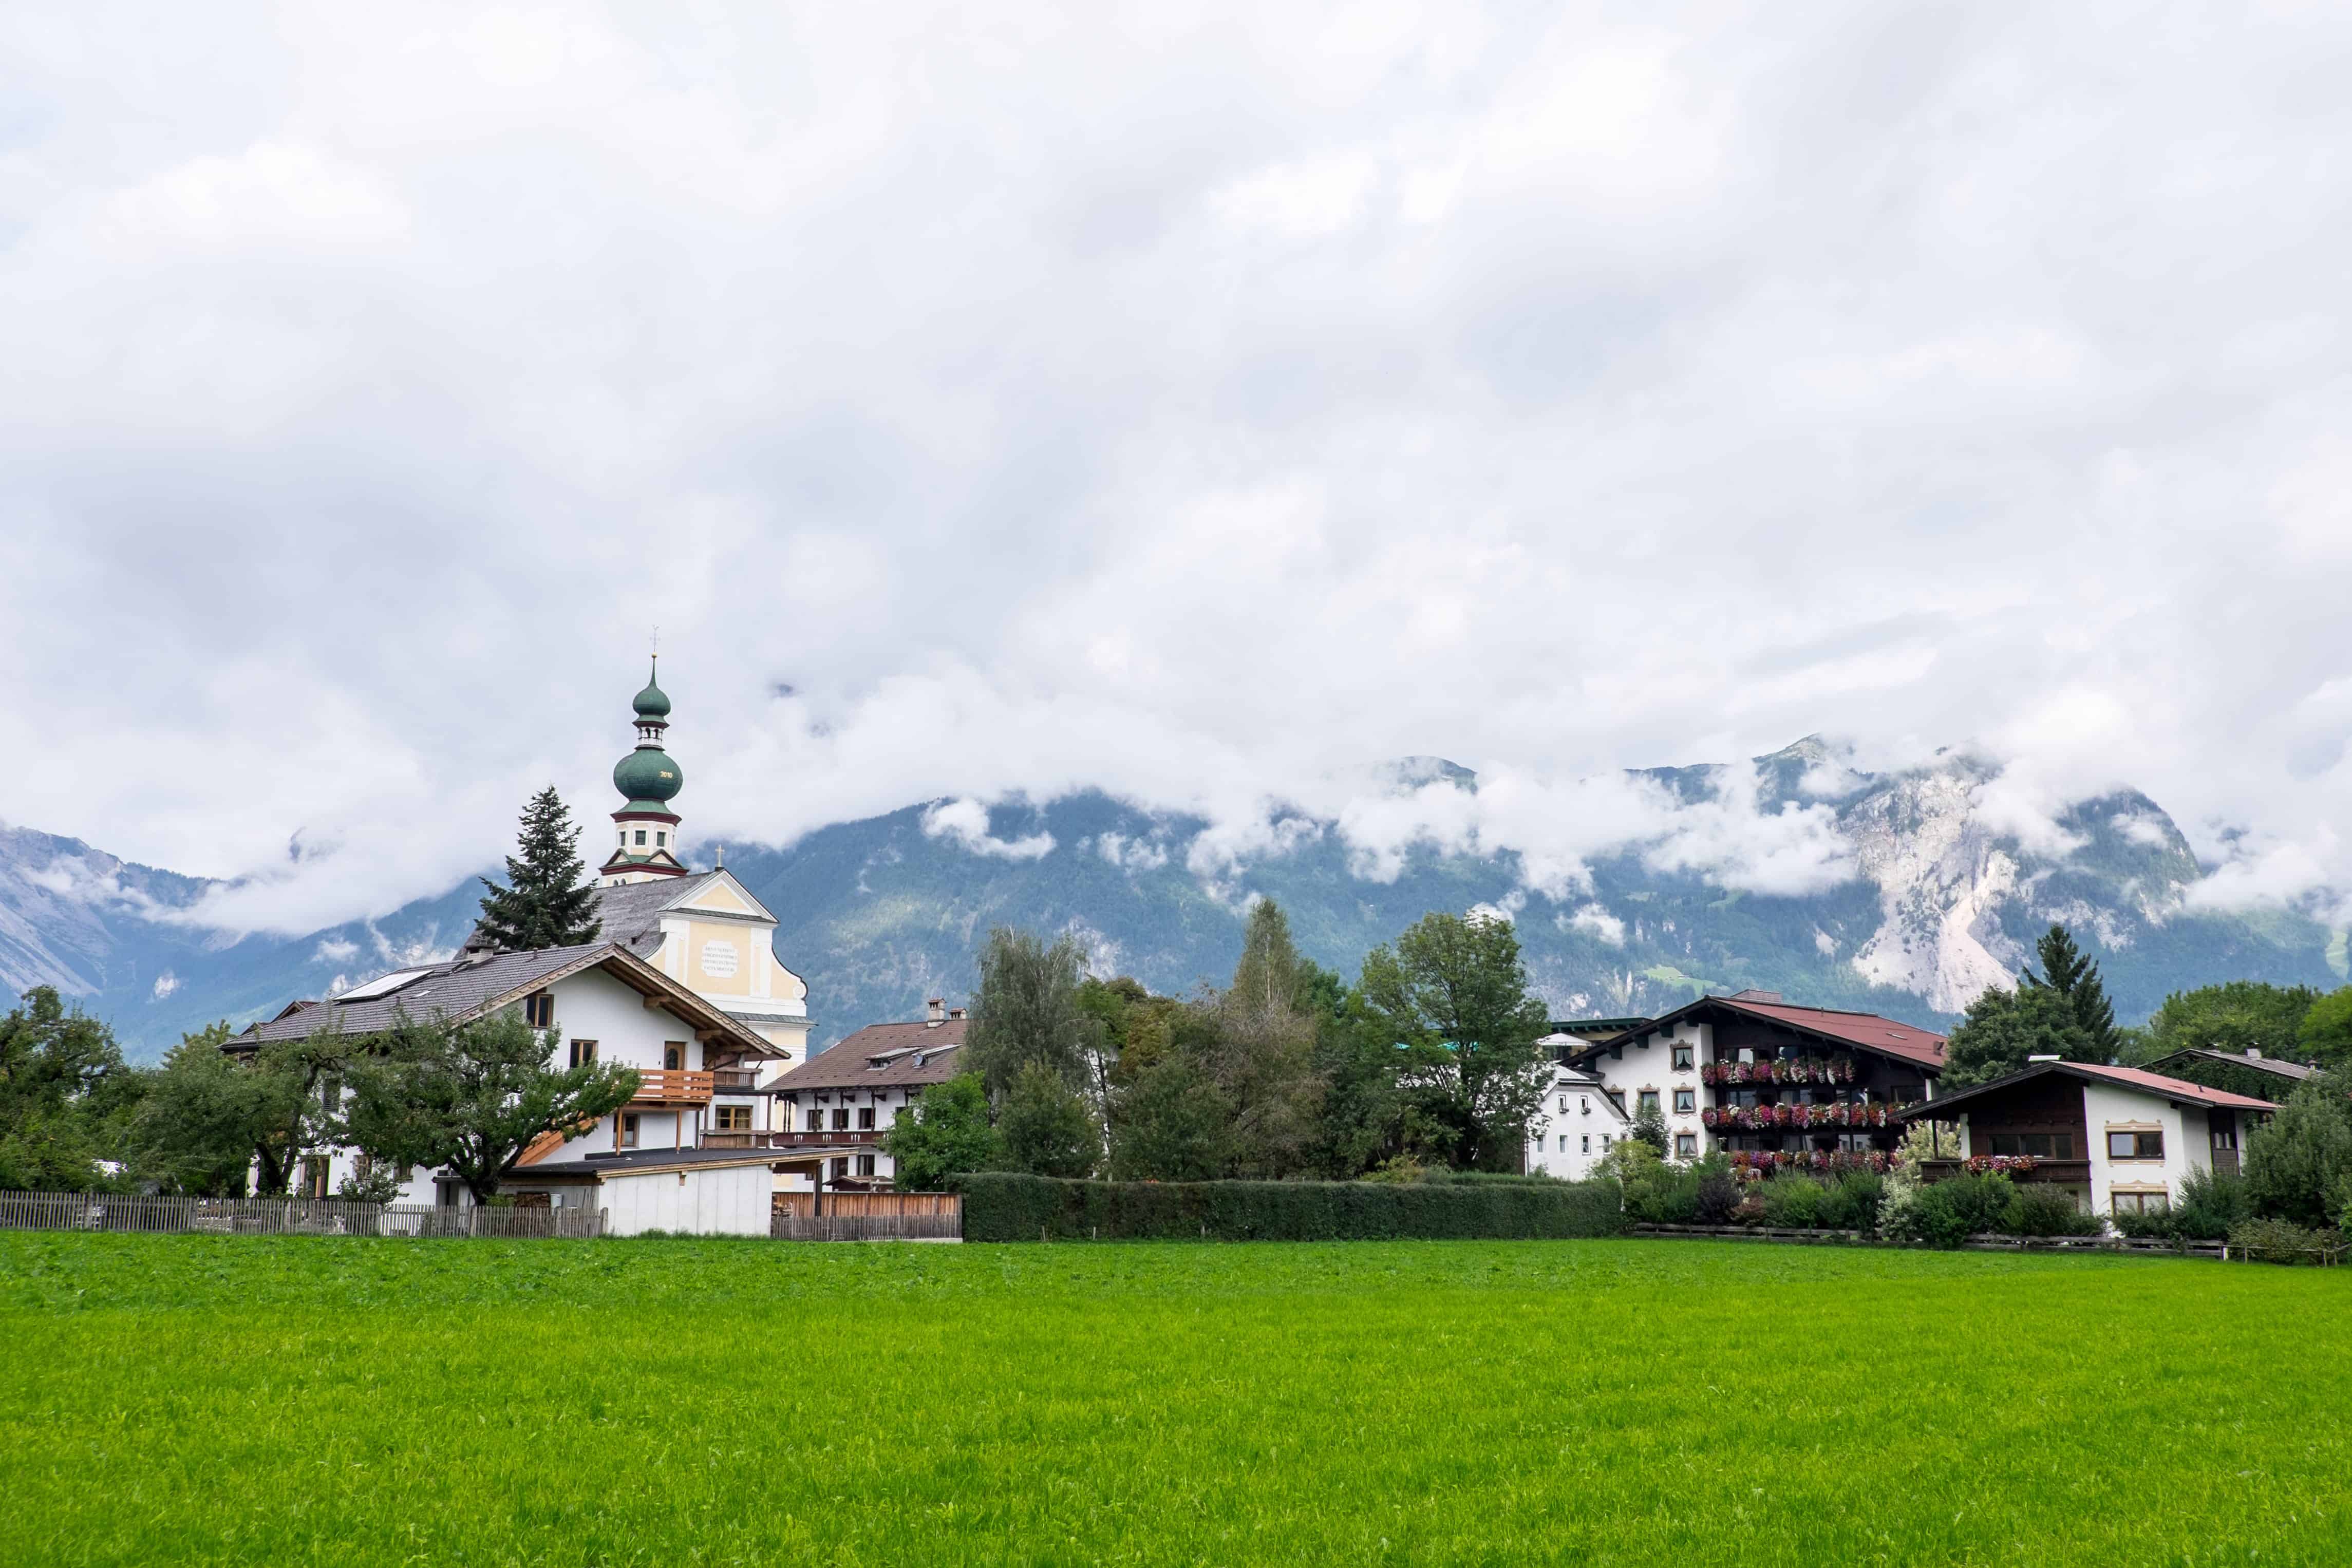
<box><xmin>226</xmin><ymin>664</ymin><xmax>844</xmax><ymax>1232</ymax></box>
<box><xmin>461</xmin><ymin>659</ymin><xmax>815</xmax><ymax>1065</ymax></box>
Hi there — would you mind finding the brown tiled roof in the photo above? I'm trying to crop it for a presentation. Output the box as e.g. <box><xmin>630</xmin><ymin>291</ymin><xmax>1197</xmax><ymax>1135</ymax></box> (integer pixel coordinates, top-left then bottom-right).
<box><xmin>1896</xmin><ymin>1060</ymin><xmax>2280</xmax><ymax>1119</ymax></box>
<box><xmin>2067</xmin><ymin>1062</ymin><xmax>2280</xmax><ymax>1112</ymax></box>
<box><xmin>770</xmin><ymin>1019</ymin><xmax>967</xmax><ymax>1093</ymax></box>
<box><xmin>1714</xmin><ymin>999</ymin><xmax>1948</xmax><ymax>1069</ymax></box>
<box><xmin>1568</xmin><ymin>995</ymin><xmax>1947</xmax><ymax>1071</ymax></box>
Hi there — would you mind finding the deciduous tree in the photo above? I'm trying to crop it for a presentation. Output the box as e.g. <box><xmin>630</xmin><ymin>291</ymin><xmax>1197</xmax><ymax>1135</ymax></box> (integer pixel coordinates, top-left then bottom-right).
<box><xmin>342</xmin><ymin>1009</ymin><xmax>638</xmax><ymax>1202</ymax></box>
<box><xmin>0</xmin><ymin>987</ymin><xmax>144</xmax><ymax>1192</ymax></box>
<box><xmin>1941</xmin><ymin>985</ymin><xmax>2098</xmax><ymax>1087</ymax></box>
<box><xmin>883</xmin><ymin>1071</ymin><xmax>1003</xmax><ymax>1190</ymax></box>
<box><xmin>1358</xmin><ymin>911</ymin><xmax>1551</xmax><ymax>1171</ymax></box>
<box><xmin>998</xmin><ymin>1061</ymin><xmax>1100</xmax><ymax>1179</ymax></box>
<box><xmin>964</xmin><ymin>928</ymin><xmax>1099</xmax><ymax>1101</ymax></box>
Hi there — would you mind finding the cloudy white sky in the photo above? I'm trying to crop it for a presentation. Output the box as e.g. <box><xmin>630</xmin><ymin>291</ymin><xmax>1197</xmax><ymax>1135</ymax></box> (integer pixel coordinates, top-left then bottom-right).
<box><xmin>4</xmin><ymin>3</ymin><xmax>2350</xmax><ymax>933</ymax></box>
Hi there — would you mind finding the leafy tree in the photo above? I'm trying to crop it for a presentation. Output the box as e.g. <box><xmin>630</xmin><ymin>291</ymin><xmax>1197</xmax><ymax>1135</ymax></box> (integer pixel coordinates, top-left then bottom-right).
<box><xmin>998</xmin><ymin>1061</ymin><xmax>1100</xmax><ymax>1179</ymax></box>
<box><xmin>342</xmin><ymin>1009</ymin><xmax>639</xmax><ymax>1202</ymax></box>
<box><xmin>2018</xmin><ymin>924</ymin><xmax>2118</xmax><ymax>1060</ymax></box>
<box><xmin>2136</xmin><ymin>980</ymin><xmax>2322</xmax><ymax>1066</ymax></box>
<box><xmin>2297</xmin><ymin>987</ymin><xmax>2352</xmax><ymax>1069</ymax></box>
<box><xmin>1199</xmin><ymin>901</ymin><xmax>1325</xmax><ymax>1179</ymax></box>
<box><xmin>1107</xmin><ymin>1052</ymin><xmax>1230</xmax><ymax>1182</ymax></box>
<box><xmin>1628</xmin><ymin>1101</ymin><xmax>1669</xmax><ymax>1158</ymax></box>
<box><xmin>0</xmin><ymin>987</ymin><xmax>143</xmax><ymax>1192</ymax></box>
<box><xmin>475</xmin><ymin>787</ymin><xmax>602</xmax><ymax>953</ymax></box>
<box><xmin>1941</xmin><ymin>985</ymin><xmax>2098</xmax><ymax>1087</ymax></box>
<box><xmin>133</xmin><ymin>1023</ymin><xmax>273</xmax><ymax>1196</ymax></box>
<box><xmin>883</xmin><ymin>1072</ymin><xmax>1003</xmax><ymax>1190</ymax></box>
<box><xmin>964</xmin><ymin>928</ymin><xmax>1100</xmax><ymax>1101</ymax></box>
<box><xmin>1302</xmin><ymin>987</ymin><xmax>1410</xmax><ymax>1179</ymax></box>
<box><xmin>1358</xmin><ymin>911</ymin><xmax>1551</xmax><ymax>1171</ymax></box>
<box><xmin>2242</xmin><ymin>1074</ymin><xmax>2352</xmax><ymax>1227</ymax></box>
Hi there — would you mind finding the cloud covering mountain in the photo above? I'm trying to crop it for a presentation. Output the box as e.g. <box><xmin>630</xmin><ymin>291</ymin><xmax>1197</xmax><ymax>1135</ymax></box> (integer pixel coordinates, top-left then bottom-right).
<box><xmin>9</xmin><ymin>742</ymin><xmax>2338</xmax><ymax>1060</ymax></box>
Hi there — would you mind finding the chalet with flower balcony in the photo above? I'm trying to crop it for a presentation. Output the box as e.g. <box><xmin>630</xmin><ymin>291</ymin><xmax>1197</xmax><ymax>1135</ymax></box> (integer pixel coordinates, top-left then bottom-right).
<box><xmin>1559</xmin><ymin>991</ymin><xmax>1946</xmax><ymax>1173</ymax></box>
<box><xmin>1895</xmin><ymin>1060</ymin><xmax>2279</xmax><ymax>1218</ymax></box>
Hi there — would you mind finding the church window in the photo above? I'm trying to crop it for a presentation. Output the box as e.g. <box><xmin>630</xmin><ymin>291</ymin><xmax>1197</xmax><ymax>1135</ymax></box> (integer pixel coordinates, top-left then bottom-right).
<box><xmin>656</xmin><ymin>832</ymin><xmax>666</xmax><ymax>847</ymax></box>
<box><xmin>635</xmin><ymin>829</ymin><xmax>647</xmax><ymax>846</ymax></box>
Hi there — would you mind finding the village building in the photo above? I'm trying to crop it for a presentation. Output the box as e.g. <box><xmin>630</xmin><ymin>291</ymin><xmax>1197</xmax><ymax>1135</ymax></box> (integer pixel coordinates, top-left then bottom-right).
<box><xmin>765</xmin><ymin>1002</ymin><xmax>968</xmax><ymax>1193</ymax></box>
<box><xmin>1555</xmin><ymin>991</ymin><xmax>1946</xmax><ymax>1169</ymax></box>
<box><xmin>1523</xmin><ymin>1047</ymin><xmax>1632</xmax><ymax>1179</ymax></box>
<box><xmin>2138</xmin><ymin>1047</ymin><xmax>2317</xmax><ymax>1104</ymax></box>
<box><xmin>1898</xmin><ymin>1060</ymin><xmax>2278</xmax><ymax>1217</ymax></box>
<box><xmin>228</xmin><ymin>665</ymin><xmax>826</xmax><ymax>1233</ymax></box>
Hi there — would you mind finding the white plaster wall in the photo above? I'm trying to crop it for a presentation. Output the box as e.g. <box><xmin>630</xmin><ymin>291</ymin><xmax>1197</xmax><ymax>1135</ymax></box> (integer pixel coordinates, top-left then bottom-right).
<box><xmin>1525</xmin><ymin>1072</ymin><xmax>1629</xmax><ymax>1179</ymax></box>
<box><xmin>2082</xmin><ymin>1083</ymin><xmax>2206</xmax><ymax>1215</ymax></box>
<box><xmin>1575</xmin><ymin>1020</ymin><xmax>1711</xmax><ymax>1159</ymax></box>
<box><xmin>601</xmin><ymin>1164</ymin><xmax>771</xmax><ymax>1235</ymax></box>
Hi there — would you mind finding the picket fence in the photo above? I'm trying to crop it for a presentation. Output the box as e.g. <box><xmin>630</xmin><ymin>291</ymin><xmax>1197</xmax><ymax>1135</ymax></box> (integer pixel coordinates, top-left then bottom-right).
<box><xmin>0</xmin><ymin>1190</ymin><xmax>606</xmax><ymax>1239</ymax></box>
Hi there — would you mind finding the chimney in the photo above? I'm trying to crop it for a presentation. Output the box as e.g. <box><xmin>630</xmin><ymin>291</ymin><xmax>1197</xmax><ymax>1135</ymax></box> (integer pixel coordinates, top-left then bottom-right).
<box><xmin>927</xmin><ymin>997</ymin><xmax>945</xmax><ymax>1026</ymax></box>
<box><xmin>948</xmin><ymin>1007</ymin><xmax>966</xmax><ymax>1021</ymax></box>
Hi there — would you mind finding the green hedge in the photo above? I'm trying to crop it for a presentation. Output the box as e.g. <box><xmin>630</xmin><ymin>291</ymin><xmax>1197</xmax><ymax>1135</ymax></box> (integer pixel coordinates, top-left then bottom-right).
<box><xmin>954</xmin><ymin>1173</ymin><xmax>1628</xmax><ymax>1243</ymax></box>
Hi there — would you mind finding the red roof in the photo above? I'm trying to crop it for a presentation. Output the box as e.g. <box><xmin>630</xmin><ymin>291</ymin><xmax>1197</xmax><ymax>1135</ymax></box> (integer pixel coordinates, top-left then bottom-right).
<box><xmin>1710</xmin><ymin>999</ymin><xmax>1948</xmax><ymax>1069</ymax></box>
<box><xmin>2066</xmin><ymin>1062</ymin><xmax>2279</xmax><ymax>1112</ymax></box>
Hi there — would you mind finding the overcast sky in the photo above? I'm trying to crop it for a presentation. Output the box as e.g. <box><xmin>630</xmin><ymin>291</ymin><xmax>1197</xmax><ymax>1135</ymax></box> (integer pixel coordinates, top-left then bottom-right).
<box><xmin>5</xmin><ymin>3</ymin><xmax>2351</xmax><ymax>934</ymax></box>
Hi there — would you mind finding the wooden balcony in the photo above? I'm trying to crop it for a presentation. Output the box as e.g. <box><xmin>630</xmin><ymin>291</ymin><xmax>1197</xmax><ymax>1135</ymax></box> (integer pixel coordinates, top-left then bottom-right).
<box><xmin>630</xmin><ymin>1069</ymin><xmax>713</xmax><ymax>1105</ymax></box>
<box><xmin>698</xmin><ymin>1128</ymin><xmax>881</xmax><ymax>1150</ymax></box>
<box><xmin>709</xmin><ymin>1069</ymin><xmax>761</xmax><ymax>1094</ymax></box>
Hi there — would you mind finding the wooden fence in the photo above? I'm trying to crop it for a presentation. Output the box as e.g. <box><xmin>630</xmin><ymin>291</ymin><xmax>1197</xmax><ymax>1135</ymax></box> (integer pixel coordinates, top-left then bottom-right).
<box><xmin>770</xmin><ymin>1189</ymin><xmax>961</xmax><ymax>1241</ymax></box>
<box><xmin>0</xmin><ymin>1191</ymin><xmax>606</xmax><ymax>1239</ymax></box>
<box><xmin>1629</xmin><ymin>1223</ymin><xmax>2229</xmax><ymax>1260</ymax></box>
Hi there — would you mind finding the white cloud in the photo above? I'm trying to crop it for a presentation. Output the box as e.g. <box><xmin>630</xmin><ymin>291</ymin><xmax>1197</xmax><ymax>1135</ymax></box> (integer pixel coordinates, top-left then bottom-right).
<box><xmin>1095</xmin><ymin>832</ymin><xmax>1170</xmax><ymax>873</ymax></box>
<box><xmin>920</xmin><ymin>798</ymin><xmax>1056</xmax><ymax>862</ymax></box>
<box><xmin>1565</xmin><ymin>904</ymin><xmax>1626</xmax><ymax>947</ymax></box>
<box><xmin>150</xmin><ymin>971</ymin><xmax>179</xmax><ymax>999</ymax></box>
<box><xmin>313</xmin><ymin>936</ymin><xmax>359</xmax><ymax>964</ymax></box>
<box><xmin>2</xmin><ymin>5</ymin><xmax>2351</xmax><ymax>931</ymax></box>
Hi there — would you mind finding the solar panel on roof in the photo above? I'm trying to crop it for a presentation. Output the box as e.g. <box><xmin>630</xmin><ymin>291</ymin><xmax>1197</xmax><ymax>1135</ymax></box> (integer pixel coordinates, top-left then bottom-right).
<box><xmin>335</xmin><ymin>968</ymin><xmax>435</xmax><ymax>1003</ymax></box>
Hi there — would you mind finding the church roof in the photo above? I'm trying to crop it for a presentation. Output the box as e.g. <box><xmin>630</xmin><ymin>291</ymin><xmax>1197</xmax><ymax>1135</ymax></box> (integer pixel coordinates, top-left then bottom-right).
<box><xmin>230</xmin><ymin>939</ymin><xmax>782</xmax><ymax>1057</ymax></box>
<box><xmin>462</xmin><ymin>871</ymin><xmax>728</xmax><ymax>958</ymax></box>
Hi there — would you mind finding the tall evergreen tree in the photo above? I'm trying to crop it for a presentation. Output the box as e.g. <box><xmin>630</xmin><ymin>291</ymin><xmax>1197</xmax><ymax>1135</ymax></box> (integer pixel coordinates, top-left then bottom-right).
<box><xmin>476</xmin><ymin>787</ymin><xmax>602</xmax><ymax>952</ymax></box>
<box><xmin>2019</xmin><ymin>923</ymin><xmax>2118</xmax><ymax>1061</ymax></box>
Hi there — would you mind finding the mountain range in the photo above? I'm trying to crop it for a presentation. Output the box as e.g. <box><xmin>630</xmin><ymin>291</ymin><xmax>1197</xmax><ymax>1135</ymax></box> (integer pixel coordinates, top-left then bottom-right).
<box><xmin>5</xmin><ymin>740</ymin><xmax>2342</xmax><ymax>1061</ymax></box>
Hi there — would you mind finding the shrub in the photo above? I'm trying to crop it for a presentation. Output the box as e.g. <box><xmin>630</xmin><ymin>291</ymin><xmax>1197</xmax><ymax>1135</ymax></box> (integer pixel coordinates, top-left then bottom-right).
<box><xmin>1819</xmin><ymin>1172</ymin><xmax>1885</xmax><ymax>1233</ymax></box>
<box><xmin>1906</xmin><ymin>1173</ymin><xmax>2014</xmax><ymax>1247</ymax></box>
<box><xmin>954</xmin><ymin>1172</ymin><xmax>1630</xmax><ymax>1242</ymax></box>
<box><xmin>1694</xmin><ymin>1169</ymin><xmax>1739</xmax><ymax>1225</ymax></box>
<box><xmin>1759</xmin><ymin>1175</ymin><xmax>1823</xmax><ymax>1229</ymax></box>
<box><xmin>2242</xmin><ymin>1079</ymin><xmax>2352</xmax><ymax>1226</ymax></box>
<box><xmin>2001</xmin><ymin>1184</ymin><xmax>2098</xmax><ymax>1238</ymax></box>
<box><xmin>2228</xmin><ymin>1217</ymin><xmax>2333</xmax><ymax>1265</ymax></box>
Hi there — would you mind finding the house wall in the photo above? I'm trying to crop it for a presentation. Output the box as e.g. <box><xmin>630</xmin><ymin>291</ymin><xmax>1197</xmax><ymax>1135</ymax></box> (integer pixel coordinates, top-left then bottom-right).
<box><xmin>2082</xmin><ymin>1083</ymin><xmax>2209</xmax><ymax>1215</ymax></box>
<box><xmin>601</xmin><ymin>1163</ymin><xmax>773</xmax><ymax>1236</ymax></box>
<box><xmin>1576</xmin><ymin>1020</ymin><xmax>1712</xmax><ymax>1159</ymax></box>
<box><xmin>1525</xmin><ymin>1072</ymin><xmax>1630</xmax><ymax>1179</ymax></box>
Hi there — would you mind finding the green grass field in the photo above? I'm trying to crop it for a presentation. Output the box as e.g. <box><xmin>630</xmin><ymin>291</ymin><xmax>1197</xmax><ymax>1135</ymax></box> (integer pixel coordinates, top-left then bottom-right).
<box><xmin>2</xmin><ymin>1234</ymin><xmax>2347</xmax><ymax>1566</ymax></box>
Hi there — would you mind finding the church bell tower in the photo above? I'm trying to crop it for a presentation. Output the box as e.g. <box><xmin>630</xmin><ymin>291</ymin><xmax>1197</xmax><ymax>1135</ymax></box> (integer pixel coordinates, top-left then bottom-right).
<box><xmin>598</xmin><ymin>658</ymin><xmax>689</xmax><ymax>885</ymax></box>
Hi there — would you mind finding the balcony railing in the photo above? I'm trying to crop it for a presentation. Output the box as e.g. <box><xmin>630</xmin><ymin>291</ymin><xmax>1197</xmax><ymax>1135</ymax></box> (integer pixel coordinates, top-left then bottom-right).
<box><xmin>710</xmin><ymin>1069</ymin><xmax>761</xmax><ymax>1094</ymax></box>
<box><xmin>699</xmin><ymin>1128</ymin><xmax>885</xmax><ymax>1150</ymax></box>
<box><xmin>630</xmin><ymin>1069</ymin><xmax>713</xmax><ymax>1104</ymax></box>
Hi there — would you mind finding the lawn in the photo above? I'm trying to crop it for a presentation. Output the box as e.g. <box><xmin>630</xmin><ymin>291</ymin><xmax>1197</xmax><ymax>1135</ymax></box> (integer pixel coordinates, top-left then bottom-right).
<box><xmin>1</xmin><ymin>1235</ymin><xmax>2347</xmax><ymax>1566</ymax></box>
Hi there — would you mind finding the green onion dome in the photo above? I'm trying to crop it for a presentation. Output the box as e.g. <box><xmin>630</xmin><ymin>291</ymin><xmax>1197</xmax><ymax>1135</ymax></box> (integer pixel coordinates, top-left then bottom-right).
<box><xmin>632</xmin><ymin>663</ymin><xmax>671</xmax><ymax>721</ymax></box>
<box><xmin>613</xmin><ymin>745</ymin><xmax>683</xmax><ymax>804</ymax></box>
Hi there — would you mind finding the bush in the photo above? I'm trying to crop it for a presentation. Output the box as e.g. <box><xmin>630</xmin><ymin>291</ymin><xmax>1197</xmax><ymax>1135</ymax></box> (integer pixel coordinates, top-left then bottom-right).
<box><xmin>1759</xmin><ymin>1175</ymin><xmax>1823</xmax><ymax>1229</ymax></box>
<box><xmin>1906</xmin><ymin>1173</ymin><xmax>2014</xmax><ymax>1248</ymax></box>
<box><xmin>1694</xmin><ymin>1169</ymin><xmax>1739</xmax><ymax>1225</ymax></box>
<box><xmin>2117</xmin><ymin>1167</ymin><xmax>2253</xmax><ymax>1242</ymax></box>
<box><xmin>2001</xmin><ymin>1184</ymin><xmax>2099</xmax><ymax>1238</ymax></box>
<box><xmin>2228</xmin><ymin>1217</ymin><xmax>2337</xmax><ymax>1265</ymax></box>
<box><xmin>954</xmin><ymin>1172</ymin><xmax>1630</xmax><ymax>1242</ymax></box>
<box><xmin>1820</xmin><ymin>1172</ymin><xmax>1885</xmax><ymax>1232</ymax></box>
